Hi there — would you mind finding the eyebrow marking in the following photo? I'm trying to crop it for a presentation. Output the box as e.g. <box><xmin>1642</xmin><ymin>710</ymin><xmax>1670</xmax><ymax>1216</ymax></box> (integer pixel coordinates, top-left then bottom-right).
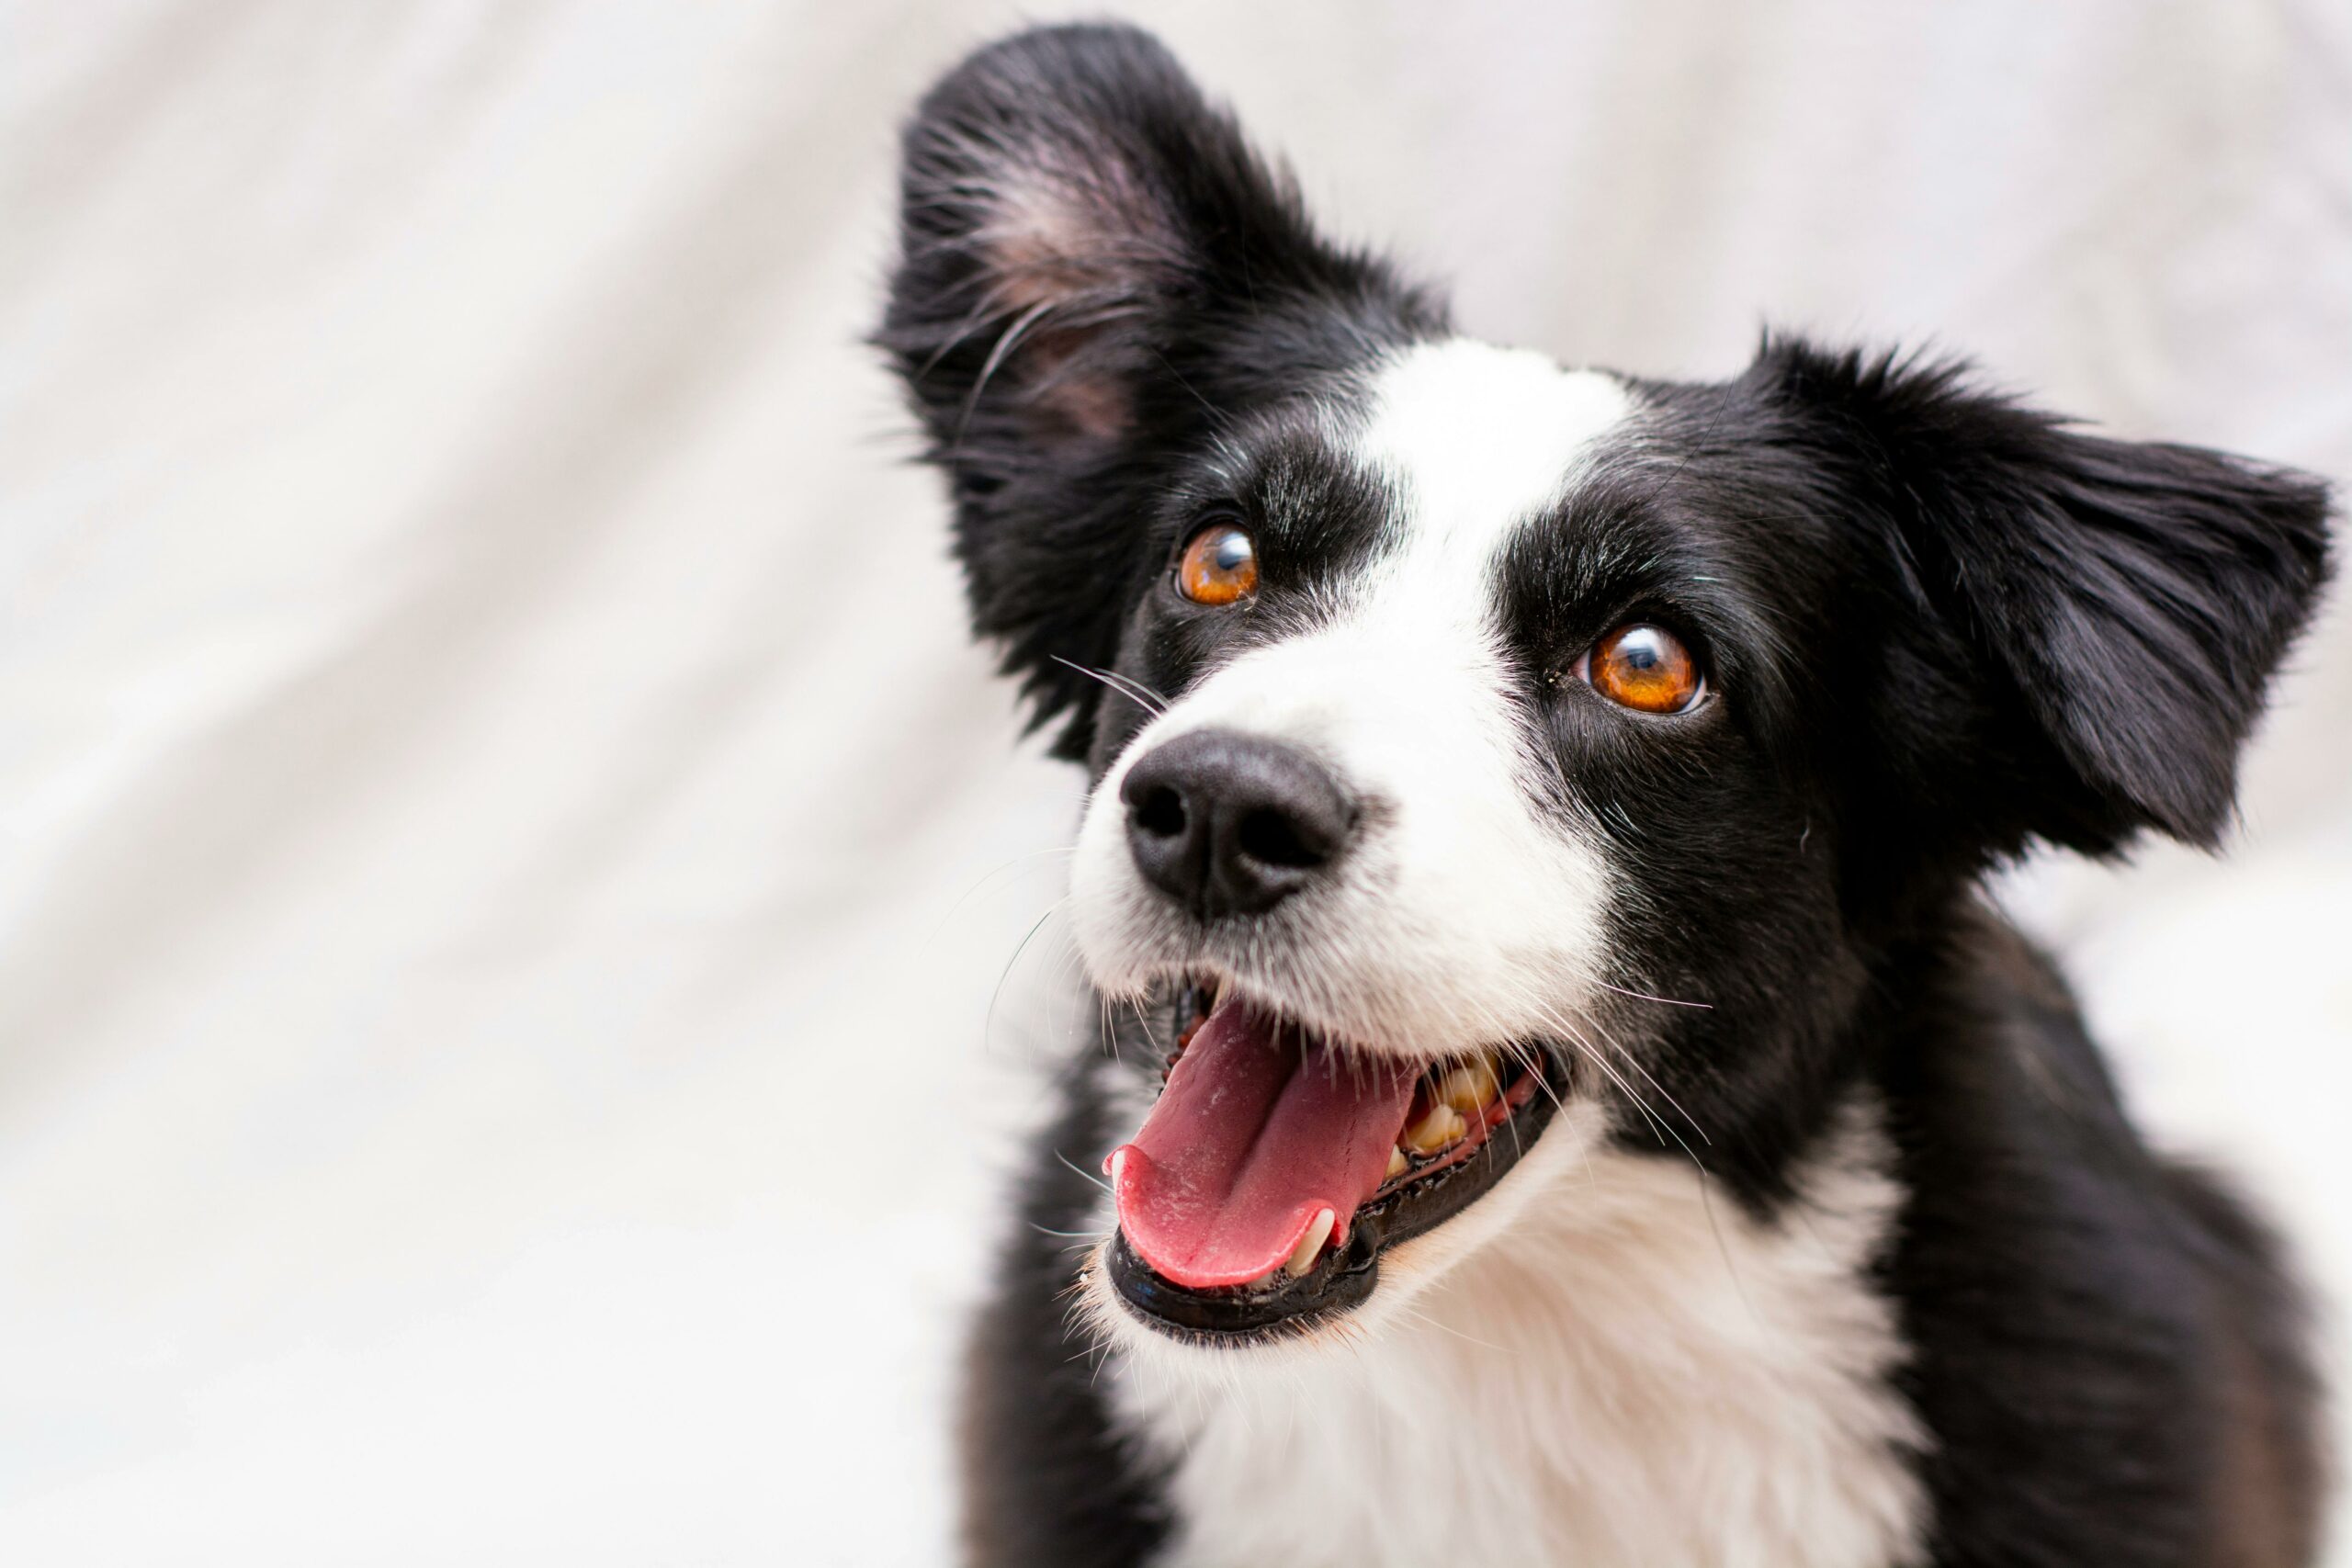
<box><xmin>1359</xmin><ymin>339</ymin><xmax>1631</xmax><ymax>571</ymax></box>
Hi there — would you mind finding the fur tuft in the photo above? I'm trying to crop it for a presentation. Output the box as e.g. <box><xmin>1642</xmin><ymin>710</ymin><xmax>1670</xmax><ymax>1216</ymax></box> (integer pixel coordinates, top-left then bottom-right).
<box><xmin>1757</xmin><ymin>336</ymin><xmax>2333</xmax><ymax>852</ymax></box>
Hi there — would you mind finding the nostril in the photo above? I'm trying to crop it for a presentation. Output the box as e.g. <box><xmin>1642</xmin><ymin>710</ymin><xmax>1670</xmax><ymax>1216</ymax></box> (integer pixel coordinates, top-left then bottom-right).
<box><xmin>1130</xmin><ymin>784</ymin><xmax>1189</xmax><ymax>840</ymax></box>
<box><xmin>1119</xmin><ymin>728</ymin><xmax>1354</xmax><ymax>918</ymax></box>
<box><xmin>1234</xmin><ymin>807</ymin><xmax>1325</xmax><ymax>869</ymax></box>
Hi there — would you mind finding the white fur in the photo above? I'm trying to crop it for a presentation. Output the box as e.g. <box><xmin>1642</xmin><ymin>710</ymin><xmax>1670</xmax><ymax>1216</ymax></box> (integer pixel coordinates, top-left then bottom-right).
<box><xmin>1086</xmin><ymin>1100</ymin><xmax>1929</xmax><ymax>1568</ymax></box>
<box><xmin>1069</xmin><ymin>340</ymin><xmax>1634</xmax><ymax>1061</ymax></box>
<box><xmin>1066</xmin><ymin>339</ymin><xmax>1928</xmax><ymax>1564</ymax></box>
<box><xmin>1356</xmin><ymin>337</ymin><xmax>1633</xmax><ymax>552</ymax></box>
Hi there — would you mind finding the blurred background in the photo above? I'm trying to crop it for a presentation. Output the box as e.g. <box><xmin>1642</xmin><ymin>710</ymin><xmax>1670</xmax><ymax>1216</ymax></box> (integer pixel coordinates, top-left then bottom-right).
<box><xmin>5</xmin><ymin>2</ymin><xmax>2349</xmax><ymax>1562</ymax></box>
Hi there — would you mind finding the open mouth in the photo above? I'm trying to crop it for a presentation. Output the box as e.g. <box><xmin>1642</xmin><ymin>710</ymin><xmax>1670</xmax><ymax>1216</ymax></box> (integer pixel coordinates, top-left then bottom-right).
<box><xmin>1104</xmin><ymin>980</ymin><xmax>1565</xmax><ymax>1339</ymax></box>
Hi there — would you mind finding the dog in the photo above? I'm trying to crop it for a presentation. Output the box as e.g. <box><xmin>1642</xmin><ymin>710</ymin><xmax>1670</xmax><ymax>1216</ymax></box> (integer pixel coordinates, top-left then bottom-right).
<box><xmin>878</xmin><ymin>25</ymin><xmax>2333</xmax><ymax>1567</ymax></box>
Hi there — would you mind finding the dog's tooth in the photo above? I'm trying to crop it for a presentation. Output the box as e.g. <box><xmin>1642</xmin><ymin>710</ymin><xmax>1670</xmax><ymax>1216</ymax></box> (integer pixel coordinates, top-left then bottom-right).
<box><xmin>1402</xmin><ymin>1101</ymin><xmax>1467</xmax><ymax>1155</ymax></box>
<box><xmin>1437</xmin><ymin>1057</ymin><xmax>1502</xmax><ymax>1117</ymax></box>
<box><xmin>1385</xmin><ymin>1145</ymin><xmax>1409</xmax><ymax>1179</ymax></box>
<box><xmin>1284</xmin><ymin>1208</ymin><xmax>1336</xmax><ymax>1278</ymax></box>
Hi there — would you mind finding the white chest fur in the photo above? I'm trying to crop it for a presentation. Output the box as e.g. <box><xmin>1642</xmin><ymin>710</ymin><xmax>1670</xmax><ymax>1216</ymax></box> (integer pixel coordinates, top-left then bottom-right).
<box><xmin>1101</xmin><ymin>1105</ymin><xmax>1928</xmax><ymax>1568</ymax></box>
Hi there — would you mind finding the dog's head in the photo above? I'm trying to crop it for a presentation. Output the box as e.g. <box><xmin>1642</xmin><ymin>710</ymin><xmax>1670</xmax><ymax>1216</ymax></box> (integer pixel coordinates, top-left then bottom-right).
<box><xmin>880</xmin><ymin>25</ymin><xmax>2331</xmax><ymax>1346</ymax></box>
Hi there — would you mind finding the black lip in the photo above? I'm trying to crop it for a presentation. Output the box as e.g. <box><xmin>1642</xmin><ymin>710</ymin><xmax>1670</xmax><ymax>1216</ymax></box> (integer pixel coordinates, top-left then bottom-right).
<box><xmin>1106</xmin><ymin>1042</ymin><xmax>1568</xmax><ymax>1340</ymax></box>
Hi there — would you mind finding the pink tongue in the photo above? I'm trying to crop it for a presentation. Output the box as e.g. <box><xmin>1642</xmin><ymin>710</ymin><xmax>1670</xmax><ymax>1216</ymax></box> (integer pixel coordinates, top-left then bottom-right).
<box><xmin>1109</xmin><ymin>1001</ymin><xmax>1419</xmax><ymax>1290</ymax></box>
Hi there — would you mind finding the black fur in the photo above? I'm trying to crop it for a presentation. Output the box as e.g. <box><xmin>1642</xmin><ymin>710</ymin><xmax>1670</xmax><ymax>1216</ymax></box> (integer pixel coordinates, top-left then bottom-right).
<box><xmin>876</xmin><ymin>23</ymin><xmax>1443</xmax><ymax>761</ymax></box>
<box><xmin>958</xmin><ymin>1041</ymin><xmax>1170</xmax><ymax>1567</ymax></box>
<box><xmin>1877</xmin><ymin>913</ymin><xmax>2327</xmax><ymax>1566</ymax></box>
<box><xmin>880</xmin><ymin>24</ymin><xmax>2334</xmax><ymax>1567</ymax></box>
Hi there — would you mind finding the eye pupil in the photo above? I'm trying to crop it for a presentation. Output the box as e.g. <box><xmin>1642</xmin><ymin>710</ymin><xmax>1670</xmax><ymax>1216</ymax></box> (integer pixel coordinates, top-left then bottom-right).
<box><xmin>1587</xmin><ymin>623</ymin><xmax>1702</xmax><ymax>714</ymax></box>
<box><xmin>1178</xmin><ymin>523</ymin><xmax>1259</xmax><ymax>606</ymax></box>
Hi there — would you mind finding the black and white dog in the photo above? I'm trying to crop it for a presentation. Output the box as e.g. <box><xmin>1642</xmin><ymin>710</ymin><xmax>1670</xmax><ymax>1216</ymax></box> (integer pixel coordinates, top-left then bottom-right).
<box><xmin>880</xmin><ymin>25</ymin><xmax>2333</xmax><ymax>1567</ymax></box>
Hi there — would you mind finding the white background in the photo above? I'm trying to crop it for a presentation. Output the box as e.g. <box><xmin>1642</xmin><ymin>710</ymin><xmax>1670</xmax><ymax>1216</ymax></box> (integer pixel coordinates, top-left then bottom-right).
<box><xmin>5</xmin><ymin>3</ymin><xmax>2349</xmax><ymax>1562</ymax></box>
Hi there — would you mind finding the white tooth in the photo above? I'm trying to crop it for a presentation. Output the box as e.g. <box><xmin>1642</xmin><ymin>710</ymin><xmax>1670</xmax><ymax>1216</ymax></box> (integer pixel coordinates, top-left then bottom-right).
<box><xmin>1385</xmin><ymin>1145</ymin><xmax>1409</xmax><ymax>1179</ymax></box>
<box><xmin>1403</xmin><ymin>1101</ymin><xmax>1468</xmax><ymax>1155</ymax></box>
<box><xmin>1437</xmin><ymin>1056</ymin><xmax>1503</xmax><ymax>1118</ymax></box>
<box><xmin>1284</xmin><ymin>1208</ymin><xmax>1336</xmax><ymax>1278</ymax></box>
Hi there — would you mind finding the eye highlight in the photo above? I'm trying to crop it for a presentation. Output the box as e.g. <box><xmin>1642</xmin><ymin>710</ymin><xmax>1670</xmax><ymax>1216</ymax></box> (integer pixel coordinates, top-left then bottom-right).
<box><xmin>1177</xmin><ymin>522</ymin><xmax>1258</xmax><ymax>606</ymax></box>
<box><xmin>1583</xmin><ymin>623</ymin><xmax>1703</xmax><ymax>714</ymax></box>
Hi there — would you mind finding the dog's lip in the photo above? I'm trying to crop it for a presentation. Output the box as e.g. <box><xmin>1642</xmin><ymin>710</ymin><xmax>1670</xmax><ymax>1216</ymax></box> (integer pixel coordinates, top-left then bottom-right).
<box><xmin>1103</xmin><ymin>984</ymin><xmax>1568</xmax><ymax>1340</ymax></box>
<box><xmin>1117</xmin><ymin>964</ymin><xmax>1467</xmax><ymax>1074</ymax></box>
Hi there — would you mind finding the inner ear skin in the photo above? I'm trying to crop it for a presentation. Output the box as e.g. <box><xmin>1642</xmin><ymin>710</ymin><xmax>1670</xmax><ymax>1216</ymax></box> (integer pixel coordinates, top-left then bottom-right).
<box><xmin>879</xmin><ymin>23</ymin><xmax>1451</xmax><ymax>766</ymax></box>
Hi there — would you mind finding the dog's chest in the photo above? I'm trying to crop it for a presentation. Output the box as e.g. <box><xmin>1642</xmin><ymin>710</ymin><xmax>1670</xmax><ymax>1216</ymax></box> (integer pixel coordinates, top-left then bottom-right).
<box><xmin>1107</xmin><ymin>1133</ymin><xmax>1928</xmax><ymax>1568</ymax></box>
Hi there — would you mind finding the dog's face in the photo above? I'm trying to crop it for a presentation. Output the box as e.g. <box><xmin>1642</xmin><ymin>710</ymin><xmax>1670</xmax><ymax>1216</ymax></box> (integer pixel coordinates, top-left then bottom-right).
<box><xmin>882</xmin><ymin>27</ymin><xmax>2329</xmax><ymax>1346</ymax></box>
<box><xmin>1071</xmin><ymin>342</ymin><xmax>1638</xmax><ymax>1061</ymax></box>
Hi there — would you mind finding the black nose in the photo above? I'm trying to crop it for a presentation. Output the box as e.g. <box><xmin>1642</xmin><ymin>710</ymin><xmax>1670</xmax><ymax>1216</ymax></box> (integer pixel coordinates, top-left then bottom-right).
<box><xmin>1119</xmin><ymin>729</ymin><xmax>1356</xmax><ymax>919</ymax></box>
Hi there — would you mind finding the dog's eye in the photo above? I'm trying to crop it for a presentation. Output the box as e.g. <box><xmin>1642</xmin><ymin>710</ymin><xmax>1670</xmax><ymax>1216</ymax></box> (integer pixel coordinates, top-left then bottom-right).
<box><xmin>1585</xmin><ymin>624</ymin><xmax>1703</xmax><ymax>714</ymax></box>
<box><xmin>1176</xmin><ymin>522</ymin><xmax>1258</xmax><ymax>606</ymax></box>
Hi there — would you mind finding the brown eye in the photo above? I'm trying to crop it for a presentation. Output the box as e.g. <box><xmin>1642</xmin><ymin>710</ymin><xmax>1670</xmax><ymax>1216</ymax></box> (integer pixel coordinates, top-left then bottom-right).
<box><xmin>1177</xmin><ymin>523</ymin><xmax>1258</xmax><ymax>606</ymax></box>
<box><xmin>1587</xmin><ymin>623</ymin><xmax>1703</xmax><ymax>714</ymax></box>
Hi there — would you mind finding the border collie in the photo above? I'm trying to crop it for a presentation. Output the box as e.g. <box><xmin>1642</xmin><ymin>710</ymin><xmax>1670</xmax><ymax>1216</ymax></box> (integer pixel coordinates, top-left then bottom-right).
<box><xmin>879</xmin><ymin>25</ymin><xmax>2333</xmax><ymax>1567</ymax></box>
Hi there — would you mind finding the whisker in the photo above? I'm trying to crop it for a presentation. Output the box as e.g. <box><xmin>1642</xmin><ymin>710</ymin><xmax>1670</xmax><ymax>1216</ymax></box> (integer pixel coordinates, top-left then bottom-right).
<box><xmin>1055</xmin><ymin>1149</ymin><xmax>1112</xmax><ymax>1194</ymax></box>
<box><xmin>1389</xmin><ymin>1300</ymin><xmax>1510</xmax><ymax>1355</ymax></box>
<box><xmin>1566</xmin><ymin>1004</ymin><xmax>1713</xmax><ymax>1147</ymax></box>
<box><xmin>1592</xmin><ymin>977</ymin><xmax>1713</xmax><ymax>1010</ymax></box>
<box><xmin>1520</xmin><ymin>1001</ymin><xmax>1752</xmax><ymax>1309</ymax></box>
<box><xmin>985</xmin><ymin>897</ymin><xmax>1070</xmax><ymax>1058</ymax></box>
<box><xmin>1050</xmin><ymin>654</ymin><xmax>1169</xmax><ymax>716</ymax></box>
<box><xmin>1119</xmin><ymin>990</ymin><xmax>1162</xmax><ymax>1068</ymax></box>
<box><xmin>922</xmin><ymin>845</ymin><xmax>1077</xmax><ymax>955</ymax></box>
<box><xmin>1523</xmin><ymin>998</ymin><xmax>1679</xmax><ymax>1151</ymax></box>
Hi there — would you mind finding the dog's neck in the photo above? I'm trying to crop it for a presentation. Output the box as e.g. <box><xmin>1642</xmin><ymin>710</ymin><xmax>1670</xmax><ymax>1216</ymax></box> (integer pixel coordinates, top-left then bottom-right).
<box><xmin>1099</xmin><ymin>1094</ymin><xmax>1929</xmax><ymax>1568</ymax></box>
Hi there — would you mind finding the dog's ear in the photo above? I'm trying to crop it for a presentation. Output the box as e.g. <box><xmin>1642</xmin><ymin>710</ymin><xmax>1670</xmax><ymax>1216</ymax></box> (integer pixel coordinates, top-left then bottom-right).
<box><xmin>878</xmin><ymin>24</ymin><xmax>1440</xmax><ymax>759</ymax></box>
<box><xmin>1765</xmin><ymin>339</ymin><xmax>2332</xmax><ymax>856</ymax></box>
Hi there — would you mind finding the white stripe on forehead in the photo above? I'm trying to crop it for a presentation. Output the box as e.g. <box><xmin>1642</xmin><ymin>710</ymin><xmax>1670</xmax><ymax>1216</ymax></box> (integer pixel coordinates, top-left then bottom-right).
<box><xmin>1072</xmin><ymin>339</ymin><xmax>1629</xmax><ymax>1054</ymax></box>
<box><xmin>1354</xmin><ymin>338</ymin><xmax>1631</xmax><ymax>594</ymax></box>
